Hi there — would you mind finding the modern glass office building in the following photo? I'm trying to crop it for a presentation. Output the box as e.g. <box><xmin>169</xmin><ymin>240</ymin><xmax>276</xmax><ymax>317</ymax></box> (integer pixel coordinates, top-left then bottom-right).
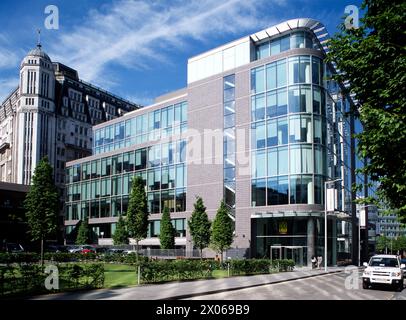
<box><xmin>65</xmin><ymin>18</ymin><xmax>357</xmax><ymax>266</ymax></box>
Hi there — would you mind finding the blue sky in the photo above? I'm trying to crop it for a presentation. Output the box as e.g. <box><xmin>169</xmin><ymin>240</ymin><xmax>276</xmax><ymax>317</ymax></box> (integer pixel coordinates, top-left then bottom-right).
<box><xmin>0</xmin><ymin>0</ymin><xmax>363</xmax><ymax>105</ymax></box>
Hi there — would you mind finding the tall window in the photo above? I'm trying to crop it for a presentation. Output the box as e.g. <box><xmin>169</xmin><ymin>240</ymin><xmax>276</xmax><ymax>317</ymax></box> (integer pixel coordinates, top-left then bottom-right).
<box><xmin>223</xmin><ymin>74</ymin><xmax>236</xmax><ymax>212</ymax></box>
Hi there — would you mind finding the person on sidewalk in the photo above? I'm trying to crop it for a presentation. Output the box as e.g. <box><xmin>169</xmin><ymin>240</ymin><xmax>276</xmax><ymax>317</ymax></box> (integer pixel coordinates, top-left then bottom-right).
<box><xmin>311</xmin><ymin>256</ymin><xmax>317</xmax><ymax>269</ymax></box>
<box><xmin>317</xmin><ymin>256</ymin><xmax>323</xmax><ymax>269</ymax></box>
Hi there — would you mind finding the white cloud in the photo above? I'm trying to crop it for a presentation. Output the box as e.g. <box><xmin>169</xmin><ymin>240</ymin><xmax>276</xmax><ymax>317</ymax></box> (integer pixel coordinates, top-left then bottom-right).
<box><xmin>49</xmin><ymin>0</ymin><xmax>280</xmax><ymax>88</ymax></box>
<box><xmin>124</xmin><ymin>93</ymin><xmax>155</xmax><ymax>107</ymax></box>
<box><xmin>0</xmin><ymin>34</ymin><xmax>19</xmax><ymax>69</ymax></box>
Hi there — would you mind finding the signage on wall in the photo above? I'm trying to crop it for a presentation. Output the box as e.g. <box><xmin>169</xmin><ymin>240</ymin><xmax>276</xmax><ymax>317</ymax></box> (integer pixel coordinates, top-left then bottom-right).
<box><xmin>279</xmin><ymin>221</ymin><xmax>288</xmax><ymax>234</ymax></box>
<box><xmin>359</xmin><ymin>209</ymin><xmax>366</xmax><ymax>229</ymax></box>
<box><xmin>327</xmin><ymin>188</ymin><xmax>338</xmax><ymax>211</ymax></box>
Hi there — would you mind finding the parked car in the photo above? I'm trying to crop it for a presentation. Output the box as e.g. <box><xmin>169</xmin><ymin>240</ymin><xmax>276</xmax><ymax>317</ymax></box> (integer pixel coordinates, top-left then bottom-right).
<box><xmin>46</xmin><ymin>245</ymin><xmax>68</xmax><ymax>253</ymax></box>
<box><xmin>5</xmin><ymin>243</ymin><xmax>24</xmax><ymax>253</ymax></box>
<box><xmin>401</xmin><ymin>259</ymin><xmax>406</xmax><ymax>270</ymax></box>
<box><xmin>95</xmin><ymin>247</ymin><xmax>109</xmax><ymax>254</ymax></box>
<box><xmin>124</xmin><ymin>249</ymin><xmax>142</xmax><ymax>255</ymax></box>
<box><xmin>107</xmin><ymin>248</ymin><xmax>125</xmax><ymax>254</ymax></box>
<box><xmin>67</xmin><ymin>245</ymin><xmax>82</xmax><ymax>253</ymax></box>
<box><xmin>80</xmin><ymin>245</ymin><xmax>96</xmax><ymax>254</ymax></box>
<box><xmin>362</xmin><ymin>254</ymin><xmax>405</xmax><ymax>291</ymax></box>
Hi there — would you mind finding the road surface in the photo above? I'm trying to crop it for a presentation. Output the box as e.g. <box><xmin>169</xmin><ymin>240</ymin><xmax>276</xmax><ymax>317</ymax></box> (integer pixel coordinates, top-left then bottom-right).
<box><xmin>187</xmin><ymin>271</ymin><xmax>406</xmax><ymax>300</ymax></box>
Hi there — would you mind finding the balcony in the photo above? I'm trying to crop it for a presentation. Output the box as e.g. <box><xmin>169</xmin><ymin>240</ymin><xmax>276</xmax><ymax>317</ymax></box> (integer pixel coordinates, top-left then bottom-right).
<box><xmin>0</xmin><ymin>140</ymin><xmax>10</xmax><ymax>152</ymax></box>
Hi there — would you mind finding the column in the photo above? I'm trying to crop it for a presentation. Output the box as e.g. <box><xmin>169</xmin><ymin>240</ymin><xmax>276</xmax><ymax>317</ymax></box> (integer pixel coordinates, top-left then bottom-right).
<box><xmin>307</xmin><ymin>217</ymin><xmax>315</xmax><ymax>267</ymax></box>
<box><xmin>332</xmin><ymin>216</ymin><xmax>337</xmax><ymax>266</ymax></box>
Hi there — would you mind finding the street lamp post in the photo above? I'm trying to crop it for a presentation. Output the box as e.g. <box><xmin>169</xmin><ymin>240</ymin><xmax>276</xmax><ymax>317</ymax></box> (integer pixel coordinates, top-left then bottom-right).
<box><xmin>324</xmin><ymin>178</ymin><xmax>342</xmax><ymax>272</ymax></box>
<box><xmin>358</xmin><ymin>204</ymin><xmax>375</xmax><ymax>266</ymax></box>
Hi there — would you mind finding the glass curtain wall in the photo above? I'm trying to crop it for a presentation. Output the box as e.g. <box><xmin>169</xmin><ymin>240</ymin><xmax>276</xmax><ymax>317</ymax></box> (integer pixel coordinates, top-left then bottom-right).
<box><xmin>66</xmin><ymin>139</ymin><xmax>187</xmax><ymax>221</ymax></box>
<box><xmin>251</xmin><ymin>55</ymin><xmax>328</xmax><ymax>206</ymax></box>
<box><xmin>223</xmin><ymin>74</ymin><xmax>236</xmax><ymax>215</ymax></box>
<box><xmin>94</xmin><ymin>102</ymin><xmax>187</xmax><ymax>154</ymax></box>
<box><xmin>255</xmin><ymin>31</ymin><xmax>315</xmax><ymax>61</ymax></box>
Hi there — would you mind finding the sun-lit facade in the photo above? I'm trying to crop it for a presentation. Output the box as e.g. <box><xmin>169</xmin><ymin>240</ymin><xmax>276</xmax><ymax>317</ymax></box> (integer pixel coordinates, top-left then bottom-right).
<box><xmin>65</xmin><ymin>18</ymin><xmax>357</xmax><ymax>266</ymax></box>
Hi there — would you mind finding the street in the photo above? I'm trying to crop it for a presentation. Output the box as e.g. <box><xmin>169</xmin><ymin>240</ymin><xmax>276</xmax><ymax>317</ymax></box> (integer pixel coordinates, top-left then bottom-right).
<box><xmin>187</xmin><ymin>271</ymin><xmax>406</xmax><ymax>300</ymax></box>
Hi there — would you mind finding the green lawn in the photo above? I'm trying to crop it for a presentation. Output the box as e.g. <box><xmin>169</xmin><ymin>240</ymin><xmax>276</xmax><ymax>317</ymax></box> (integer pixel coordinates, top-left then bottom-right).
<box><xmin>104</xmin><ymin>264</ymin><xmax>138</xmax><ymax>288</ymax></box>
<box><xmin>211</xmin><ymin>270</ymin><xmax>228</xmax><ymax>278</ymax></box>
<box><xmin>103</xmin><ymin>264</ymin><xmax>230</xmax><ymax>287</ymax></box>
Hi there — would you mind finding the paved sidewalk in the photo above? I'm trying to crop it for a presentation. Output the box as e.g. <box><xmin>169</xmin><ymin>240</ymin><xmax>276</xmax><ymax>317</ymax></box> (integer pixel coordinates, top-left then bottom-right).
<box><xmin>32</xmin><ymin>267</ymin><xmax>349</xmax><ymax>300</ymax></box>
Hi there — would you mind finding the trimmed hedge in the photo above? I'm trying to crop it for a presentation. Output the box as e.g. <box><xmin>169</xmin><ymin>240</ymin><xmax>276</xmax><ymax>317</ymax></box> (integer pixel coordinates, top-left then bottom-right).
<box><xmin>0</xmin><ymin>263</ymin><xmax>104</xmax><ymax>297</ymax></box>
<box><xmin>139</xmin><ymin>259</ymin><xmax>221</xmax><ymax>283</ymax></box>
<box><xmin>136</xmin><ymin>259</ymin><xmax>294</xmax><ymax>284</ymax></box>
<box><xmin>0</xmin><ymin>252</ymin><xmax>152</xmax><ymax>264</ymax></box>
<box><xmin>0</xmin><ymin>252</ymin><xmax>40</xmax><ymax>264</ymax></box>
<box><xmin>226</xmin><ymin>259</ymin><xmax>294</xmax><ymax>275</ymax></box>
<box><xmin>101</xmin><ymin>253</ymin><xmax>149</xmax><ymax>264</ymax></box>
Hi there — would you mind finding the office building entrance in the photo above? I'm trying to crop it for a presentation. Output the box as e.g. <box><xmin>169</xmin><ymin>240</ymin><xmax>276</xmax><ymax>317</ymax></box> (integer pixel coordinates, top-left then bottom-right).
<box><xmin>270</xmin><ymin>245</ymin><xmax>305</xmax><ymax>266</ymax></box>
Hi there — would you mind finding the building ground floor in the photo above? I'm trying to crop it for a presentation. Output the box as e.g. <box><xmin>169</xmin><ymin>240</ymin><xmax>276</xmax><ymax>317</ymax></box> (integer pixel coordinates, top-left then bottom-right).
<box><xmin>250</xmin><ymin>215</ymin><xmax>353</xmax><ymax>267</ymax></box>
<box><xmin>64</xmin><ymin>211</ymin><xmax>354</xmax><ymax>267</ymax></box>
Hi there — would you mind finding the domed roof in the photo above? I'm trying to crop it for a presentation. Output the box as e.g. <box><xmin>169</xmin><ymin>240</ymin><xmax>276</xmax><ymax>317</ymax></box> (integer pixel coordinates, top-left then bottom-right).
<box><xmin>27</xmin><ymin>45</ymin><xmax>51</xmax><ymax>62</ymax></box>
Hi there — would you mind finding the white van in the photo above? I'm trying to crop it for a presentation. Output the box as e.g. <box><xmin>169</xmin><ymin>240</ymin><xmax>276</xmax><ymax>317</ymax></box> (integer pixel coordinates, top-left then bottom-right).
<box><xmin>362</xmin><ymin>254</ymin><xmax>405</xmax><ymax>291</ymax></box>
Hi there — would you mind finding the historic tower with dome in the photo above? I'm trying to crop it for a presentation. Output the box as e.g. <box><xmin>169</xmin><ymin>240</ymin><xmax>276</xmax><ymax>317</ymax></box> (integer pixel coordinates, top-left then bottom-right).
<box><xmin>16</xmin><ymin>41</ymin><xmax>57</xmax><ymax>184</ymax></box>
<box><xmin>0</xmin><ymin>36</ymin><xmax>140</xmax><ymax>240</ymax></box>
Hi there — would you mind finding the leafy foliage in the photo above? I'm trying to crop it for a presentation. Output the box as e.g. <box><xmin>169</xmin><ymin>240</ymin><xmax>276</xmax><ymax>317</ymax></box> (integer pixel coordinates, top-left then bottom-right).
<box><xmin>376</xmin><ymin>235</ymin><xmax>391</xmax><ymax>253</ymax></box>
<box><xmin>393</xmin><ymin>236</ymin><xmax>406</xmax><ymax>252</ymax></box>
<box><xmin>138</xmin><ymin>258</ymin><xmax>295</xmax><ymax>283</ymax></box>
<box><xmin>113</xmin><ymin>215</ymin><xmax>129</xmax><ymax>245</ymax></box>
<box><xmin>188</xmin><ymin>197</ymin><xmax>211</xmax><ymax>258</ymax></box>
<box><xmin>229</xmin><ymin>259</ymin><xmax>295</xmax><ymax>275</ymax></box>
<box><xmin>210</xmin><ymin>201</ymin><xmax>234</xmax><ymax>261</ymax></box>
<box><xmin>159</xmin><ymin>207</ymin><xmax>176</xmax><ymax>249</ymax></box>
<box><xmin>0</xmin><ymin>263</ymin><xmax>104</xmax><ymax>297</ymax></box>
<box><xmin>327</xmin><ymin>0</ymin><xmax>406</xmax><ymax>220</ymax></box>
<box><xmin>75</xmin><ymin>220</ymin><xmax>90</xmax><ymax>245</ymax></box>
<box><xmin>24</xmin><ymin>157</ymin><xmax>59</xmax><ymax>263</ymax></box>
<box><xmin>24</xmin><ymin>157</ymin><xmax>59</xmax><ymax>241</ymax></box>
<box><xmin>126</xmin><ymin>176</ymin><xmax>149</xmax><ymax>247</ymax></box>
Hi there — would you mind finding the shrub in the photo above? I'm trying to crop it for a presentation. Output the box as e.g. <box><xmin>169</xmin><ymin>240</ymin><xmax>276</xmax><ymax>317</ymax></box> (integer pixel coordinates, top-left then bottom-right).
<box><xmin>138</xmin><ymin>259</ymin><xmax>220</xmax><ymax>283</ymax></box>
<box><xmin>135</xmin><ymin>259</ymin><xmax>293</xmax><ymax>284</ymax></box>
<box><xmin>0</xmin><ymin>252</ymin><xmax>40</xmax><ymax>264</ymax></box>
<box><xmin>0</xmin><ymin>263</ymin><xmax>105</xmax><ymax>297</ymax></box>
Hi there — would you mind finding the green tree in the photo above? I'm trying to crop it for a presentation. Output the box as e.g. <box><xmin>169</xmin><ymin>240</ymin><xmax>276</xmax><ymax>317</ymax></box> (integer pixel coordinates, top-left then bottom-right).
<box><xmin>126</xmin><ymin>176</ymin><xmax>149</xmax><ymax>258</ymax></box>
<box><xmin>24</xmin><ymin>156</ymin><xmax>59</xmax><ymax>266</ymax></box>
<box><xmin>393</xmin><ymin>236</ymin><xmax>406</xmax><ymax>253</ymax></box>
<box><xmin>376</xmin><ymin>235</ymin><xmax>390</xmax><ymax>253</ymax></box>
<box><xmin>75</xmin><ymin>220</ymin><xmax>90</xmax><ymax>245</ymax></box>
<box><xmin>327</xmin><ymin>0</ymin><xmax>406</xmax><ymax>220</ymax></box>
<box><xmin>188</xmin><ymin>196</ymin><xmax>211</xmax><ymax>259</ymax></box>
<box><xmin>159</xmin><ymin>207</ymin><xmax>176</xmax><ymax>249</ymax></box>
<box><xmin>113</xmin><ymin>215</ymin><xmax>129</xmax><ymax>245</ymax></box>
<box><xmin>210</xmin><ymin>200</ymin><xmax>234</xmax><ymax>262</ymax></box>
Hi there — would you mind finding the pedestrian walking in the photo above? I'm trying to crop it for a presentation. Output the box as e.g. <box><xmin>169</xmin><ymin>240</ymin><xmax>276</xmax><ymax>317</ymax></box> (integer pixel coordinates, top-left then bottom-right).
<box><xmin>317</xmin><ymin>256</ymin><xmax>322</xmax><ymax>269</ymax></box>
<box><xmin>311</xmin><ymin>256</ymin><xmax>317</xmax><ymax>269</ymax></box>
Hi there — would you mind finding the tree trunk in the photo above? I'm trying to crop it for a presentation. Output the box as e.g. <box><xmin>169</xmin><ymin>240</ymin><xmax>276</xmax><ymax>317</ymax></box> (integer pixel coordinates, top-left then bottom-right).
<box><xmin>136</xmin><ymin>240</ymin><xmax>139</xmax><ymax>262</ymax></box>
<box><xmin>200</xmin><ymin>248</ymin><xmax>203</xmax><ymax>260</ymax></box>
<box><xmin>40</xmin><ymin>237</ymin><xmax>44</xmax><ymax>267</ymax></box>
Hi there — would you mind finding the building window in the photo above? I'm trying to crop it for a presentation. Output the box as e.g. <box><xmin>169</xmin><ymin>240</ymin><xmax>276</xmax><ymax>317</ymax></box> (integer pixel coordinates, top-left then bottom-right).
<box><xmin>252</xmin><ymin>149</ymin><xmax>266</xmax><ymax>178</ymax></box>
<box><xmin>251</xmin><ymin>66</ymin><xmax>265</xmax><ymax>94</ymax></box>
<box><xmin>267</xmin><ymin>117</ymin><xmax>288</xmax><ymax>147</ymax></box>
<box><xmin>251</xmin><ymin>121</ymin><xmax>266</xmax><ymax>149</ymax></box>
<box><xmin>252</xmin><ymin>179</ymin><xmax>266</xmax><ymax>207</ymax></box>
<box><xmin>288</xmin><ymin>85</ymin><xmax>312</xmax><ymax>114</ymax></box>
<box><xmin>251</xmin><ymin>93</ymin><xmax>265</xmax><ymax>121</ymax></box>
